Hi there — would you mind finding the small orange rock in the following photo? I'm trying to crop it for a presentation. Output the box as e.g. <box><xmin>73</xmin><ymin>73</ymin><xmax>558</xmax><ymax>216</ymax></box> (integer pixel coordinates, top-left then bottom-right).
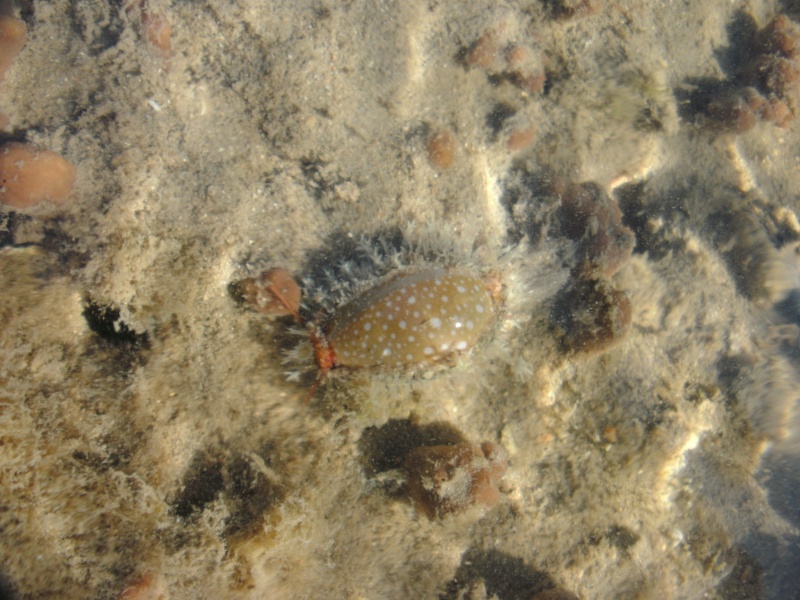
<box><xmin>758</xmin><ymin>14</ymin><xmax>799</xmax><ymax>56</ymax></box>
<box><xmin>602</xmin><ymin>424</ymin><xmax>618</xmax><ymax>443</ymax></box>
<box><xmin>466</xmin><ymin>33</ymin><xmax>499</xmax><ymax>69</ymax></box>
<box><xmin>120</xmin><ymin>571</ymin><xmax>166</xmax><ymax>600</ymax></box>
<box><xmin>0</xmin><ymin>16</ymin><xmax>26</xmax><ymax>82</ymax></box>
<box><xmin>505</xmin><ymin>46</ymin><xmax>547</xmax><ymax>94</ymax></box>
<box><xmin>762</xmin><ymin>96</ymin><xmax>794</xmax><ymax>126</ymax></box>
<box><xmin>426</xmin><ymin>129</ymin><xmax>456</xmax><ymax>170</ymax></box>
<box><xmin>730</xmin><ymin>14</ymin><xmax>800</xmax><ymax>128</ymax></box>
<box><xmin>125</xmin><ymin>0</ymin><xmax>171</xmax><ymax>59</ymax></box>
<box><xmin>142</xmin><ymin>7</ymin><xmax>170</xmax><ymax>59</ymax></box>
<box><xmin>0</xmin><ymin>143</ymin><xmax>76</xmax><ymax>209</ymax></box>
<box><xmin>235</xmin><ymin>268</ymin><xmax>301</xmax><ymax>317</ymax></box>
<box><xmin>706</xmin><ymin>90</ymin><xmax>761</xmax><ymax>132</ymax></box>
<box><xmin>506</xmin><ymin>124</ymin><xmax>536</xmax><ymax>151</ymax></box>
<box><xmin>505</xmin><ymin>45</ymin><xmax>529</xmax><ymax>67</ymax></box>
<box><xmin>514</xmin><ymin>69</ymin><xmax>546</xmax><ymax>94</ymax></box>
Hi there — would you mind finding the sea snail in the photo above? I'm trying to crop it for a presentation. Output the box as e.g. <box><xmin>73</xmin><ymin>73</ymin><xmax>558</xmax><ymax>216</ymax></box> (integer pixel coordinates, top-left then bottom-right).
<box><xmin>238</xmin><ymin>266</ymin><xmax>498</xmax><ymax>378</ymax></box>
<box><xmin>311</xmin><ymin>268</ymin><xmax>496</xmax><ymax>371</ymax></box>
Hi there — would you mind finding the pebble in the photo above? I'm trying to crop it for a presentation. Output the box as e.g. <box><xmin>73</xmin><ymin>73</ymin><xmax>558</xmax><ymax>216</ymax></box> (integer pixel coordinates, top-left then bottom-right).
<box><xmin>0</xmin><ymin>16</ymin><xmax>26</xmax><ymax>83</ymax></box>
<box><xmin>426</xmin><ymin>130</ymin><xmax>456</xmax><ymax>170</ymax></box>
<box><xmin>234</xmin><ymin>268</ymin><xmax>301</xmax><ymax>317</ymax></box>
<box><xmin>551</xmin><ymin>277</ymin><xmax>632</xmax><ymax>354</ymax></box>
<box><xmin>506</xmin><ymin>123</ymin><xmax>536</xmax><ymax>151</ymax></box>
<box><xmin>0</xmin><ymin>143</ymin><xmax>76</xmax><ymax>209</ymax></box>
<box><xmin>556</xmin><ymin>180</ymin><xmax>634</xmax><ymax>278</ymax></box>
<box><xmin>404</xmin><ymin>441</ymin><xmax>508</xmax><ymax>519</ymax></box>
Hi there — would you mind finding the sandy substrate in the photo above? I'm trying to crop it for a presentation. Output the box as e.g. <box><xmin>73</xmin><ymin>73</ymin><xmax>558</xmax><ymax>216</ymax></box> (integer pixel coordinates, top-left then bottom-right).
<box><xmin>2</xmin><ymin>0</ymin><xmax>800</xmax><ymax>598</ymax></box>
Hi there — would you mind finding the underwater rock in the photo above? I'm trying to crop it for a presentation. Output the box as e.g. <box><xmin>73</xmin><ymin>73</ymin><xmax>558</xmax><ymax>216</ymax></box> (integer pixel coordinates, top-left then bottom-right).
<box><xmin>358</xmin><ymin>417</ymin><xmax>467</xmax><ymax>476</ymax></box>
<box><xmin>505</xmin><ymin>122</ymin><xmax>537</xmax><ymax>152</ymax></box>
<box><xmin>702</xmin><ymin>14</ymin><xmax>800</xmax><ymax>130</ymax></box>
<box><xmin>119</xmin><ymin>571</ymin><xmax>166</xmax><ymax>600</ymax></box>
<box><xmin>358</xmin><ymin>419</ymin><xmax>508</xmax><ymax>519</ymax></box>
<box><xmin>0</xmin><ymin>143</ymin><xmax>76</xmax><ymax>209</ymax></box>
<box><xmin>232</xmin><ymin>268</ymin><xmax>302</xmax><ymax>317</ymax></box>
<box><xmin>126</xmin><ymin>0</ymin><xmax>171</xmax><ymax>59</ymax></box>
<box><xmin>551</xmin><ymin>277</ymin><xmax>632</xmax><ymax>354</ymax></box>
<box><xmin>404</xmin><ymin>441</ymin><xmax>508</xmax><ymax>519</ymax></box>
<box><xmin>743</xmin><ymin>15</ymin><xmax>800</xmax><ymax>112</ymax></box>
<box><xmin>426</xmin><ymin>129</ymin><xmax>456</xmax><ymax>170</ymax></box>
<box><xmin>0</xmin><ymin>16</ymin><xmax>26</xmax><ymax>83</ymax></box>
<box><xmin>465</xmin><ymin>26</ymin><xmax>546</xmax><ymax>95</ymax></box>
<box><xmin>556</xmin><ymin>180</ymin><xmax>635</xmax><ymax>278</ymax></box>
